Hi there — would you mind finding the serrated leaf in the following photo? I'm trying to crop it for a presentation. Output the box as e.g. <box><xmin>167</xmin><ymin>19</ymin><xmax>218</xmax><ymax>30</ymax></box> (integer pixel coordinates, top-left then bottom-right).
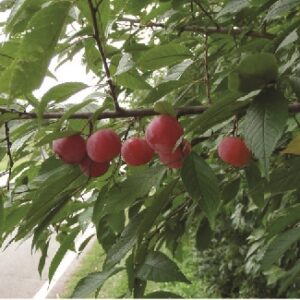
<box><xmin>262</xmin><ymin>227</ymin><xmax>300</xmax><ymax>270</ymax></box>
<box><xmin>279</xmin><ymin>258</ymin><xmax>300</xmax><ymax>294</ymax></box>
<box><xmin>0</xmin><ymin>1</ymin><xmax>71</xmax><ymax>96</ymax></box>
<box><xmin>217</xmin><ymin>0</ymin><xmax>250</xmax><ymax>18</ymax></box>
<box><xmin>102</xmin><ymin>166</ymin><xmax>166</xmax><ymax>214</ymax></box>
<box><xmin>72</xmin><ymin>267</ymin><xmax>123</xmax><ymax>298</ymax></box>
<box><xmin>243</xmin><ymin>88</ymin><xmax>288</xmax><ymax>174</ymax></box>
<box><xmin>49</xmin><ymin>228</ymin><xmax>80</xmax><ymax>281</ymax></box>
<box><xmin>181</xmin><ymin>152</ymin><xmax>220</xmax><ymax>227</ymax></box>
<box><xmin>138</xmin><ymin>180</ymin><xmax>177</xmax><ymax>239</ymax></box>
<box><xmin>137</xmin><ymin>43</ymin><xmax>192</xmax><ymax>71</ymax></box>
<box><xmin>265</xmin><ymin>0</ymin><xmax>300</xmax><ymax>22</ymax></box>
<box><xmin>164</xmin><ymin>59</ymin><xmax>193</xmax><ymax>82</ymax></box>
<box><xmin>245</xmin><ymin>162</ymin><xmax>264</xmax><ymax>207</ymax></box>
<box><xmin>267</xmin><ymin>158</ymin><xmax>300</xmax><ymax>193</ymax></box>
<box><xmin>38</xmin><ymin>82</ymin><xmax>89</xmax><ymax>119</ymax></box>
<box><xmin>104</xmin><ymin>213</ymin><xmax>144</xmax><ymax>269</ymax></box>
<box><xmin>186</xmin><ymin>97</ymin><xmax>249</xmax><ymax>134</ymax></box>
<box><xmin>282</xmin><ymin>134</ymin><xmax>300</xmax><ymax>155</ymax></box>
<box><xmin>289</xmin><ymin>76</ymin><xmax>300</xmax><ymax>100</ymax></box>
<box><xmin>154</xmin><ymin>100</ymin><xmax>176</xmax><ymax>116</ymax></box>
<box><xmin>267</xmin><ymin>204</ymin><xmax>300</xmax><ymax>236</ymax></box>
<box><xmin>136</xmin><ymin>251</ymin><xmax>190</xmax><ymax>283</ymax></box>
<box><xmin>196</xmin><ymin>218</ymin><xmax>213</xmax><ymax>251</ymax></box>
<box><xmin>116</xmin><ymin>69</ymin><xmax>151</xmax><ymax>90</ymax></box>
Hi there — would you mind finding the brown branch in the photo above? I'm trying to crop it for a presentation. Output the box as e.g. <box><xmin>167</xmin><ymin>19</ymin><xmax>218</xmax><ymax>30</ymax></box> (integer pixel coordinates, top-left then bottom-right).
<box><xmin>118</xmin><ymin>17</ymin><xmax>275</xmax><ymax>40</ymax></box>
<box><xmin>203</xmin><ymin>35</ymin><xmax>211</xmax><ymax>104</ymax></box>
<box><xmin>4</xmin><ymin>122</ymin><xmax>14</xmax><ymax>191</ymax></box>
<box><xmin>1</xmin><ymin>103</ymin><xmax>300</xmax><ymax>121</ymax></box>
<box><xmin>193</xmin><ymin>0</ymin><xmax>220</xmax><ymax>28</ymax></box>
<box><xmin>87</xmin><ymin>0</ymin><xmax>122</xmax><ymax>112</ymax></box>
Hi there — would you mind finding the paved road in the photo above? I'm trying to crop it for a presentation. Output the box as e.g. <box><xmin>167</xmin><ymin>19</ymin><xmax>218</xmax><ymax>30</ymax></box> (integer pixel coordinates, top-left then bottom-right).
<box><xmin>0</xmin><ymin>237</ymin><xmax>59</xmax><ymax>298</ymax></box>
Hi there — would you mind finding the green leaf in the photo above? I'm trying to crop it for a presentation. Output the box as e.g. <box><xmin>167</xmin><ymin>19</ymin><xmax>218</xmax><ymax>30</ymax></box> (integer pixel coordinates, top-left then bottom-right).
<box><xmin>229</xmin><ymin>53</ymin><xmax>278</xmax><ymax>93</ymax></box>
<box><xmin>144</xmin><ymin>291</ymin><xmax>183</xmax><ymax>298</ymax></box>
<box><xmin>154</xmin><ymin>100</ymin><xmax>176</xmax><ymax>116</ymax></box>
<box><xmin>217</xmin><ymin>0</ymin><xmax>250</xmax><ymax>18</ymax></box>
<box><xmin>186</xmin><ymin>97</ymin><xmax>249</xmax><ymax>134</ymax></box>
<box><xmin>103</xmin><ymin>166</ymin><xmax>166</xmax><ymax>214</ymax></box>
<box><xmin>0</xmin><ymin>196</ymin><xmax>4</xmax><ymax>242</ymax></box>
<box><xmin>279</xmin><ymin>258</ymin><xmax>300</xmax><ymax>294</ymax></box>
<box><xmin>137</xmin><ymin>43</ymin><xmax>192</xmax><ymax>71</ymax></box>
<box><xmin>289</xmin><ymin>76</ymin><xmax>300</xmax><ymax>100</ymax></box>
<box><xmin>0</xmin><ymin>1</ymin><xmax>71</xmax><ymax>96</ymax></box>
<box><xmin>261</xmin><ymin>227</ymin><xmax>300</xmax><ymax>270</ymax></box>
<box><xmin>181</xmin><ymin>152</ymin><xmax>220</xmax><ymax>227</ymax></box>
<box><xmin>115</xmin><ymin>53</ymin><xmax>135</xmax><ymax>75</ymax></box>
<box><xmin>265</xmin><ymin>0</ymin><xmax>300</xmax><ymax>22</ymax></box>
<box><xmin>38</xmin><ymin>82</ymin><xmax>89</xmax><ymax>119</ymax></box>
<box><xmin>49</xmin><ymin>228</ymin><xmax>80</xmax><ymax>281</ymax></box>
<box><xmin>116</xmin><ymin>69</ymin><xmax>151</xmax><ymax>90</ymax></box>
<box><xmin>55</xmin><ymin>99</ymin><xmax>95</xmax><ymax>129</ymax></box>
<box><xmin>38</xmin><ymin>241</ymin><xmax>50</xmax><ymax>276</ymax></box>
<box><xmin>104</xmin><ymin>212</ymin><xmax>145</xmax><ymax>269</ymax></box>
<box><xmin>138</xmin><ymin>180</ymin><xmax>177</xmax><ymax>239</ymax></box>
<box><xmin>164</xmin><ymin>59</ymin><xmax>193</xmax><ymax>82</ymax></box>
<box><xmin>136</xmin><ymin>251</ymin><xmax>190</xmax><ymax>283</ymax></box>
<box><xmin>196</xmin><ymin>218</ymin><xmax>213</xmax><ymax>251</ymax></box>
<box><xmin>267</xmin><ymin>204</ymin><xmax>300</xmax><ymax>235</ymax></box>
<box><xmin>267</xmin><ymin>158</ymin><xmax>300</xmax><ymax>193</ymax></box>
<box><xmin>221</xmin><ymin>178</ymin><xmax>240</xmax><ymax>203</ymax></box>
<box><xmin>243</xmin><ymin>88</ymin><xmax>288</xmax><ymax>174</ymax></box>
<box><xmin>72</xmin><ymin>267</ymin><xmax>123</xmax><ymax>298</ymax></box>
<box><xmin>245</xmin><ymin>162</ymin><xmax>264</xmax><ymax>207</ymax></box>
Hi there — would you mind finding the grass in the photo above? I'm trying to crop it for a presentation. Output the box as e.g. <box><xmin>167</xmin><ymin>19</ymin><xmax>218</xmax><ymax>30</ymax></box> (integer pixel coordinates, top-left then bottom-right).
<box><xmin>61</xmin><ymin>238</ymin><xmax>216</xmax><ymax>298</ymax></box>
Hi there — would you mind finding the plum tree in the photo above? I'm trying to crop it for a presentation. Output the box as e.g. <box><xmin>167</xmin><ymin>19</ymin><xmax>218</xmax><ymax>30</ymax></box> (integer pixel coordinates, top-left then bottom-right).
<box><xmin>52</xmin><ymin>135</ymin><xmax>86</xmax><ymax>164</ymax></box>
<box><xmin>218</xmin><ymin>137</ymin><xmax>251</xmax><ymax>167</ymax></box>
<box><xmin>145</xmin><ymin>115</ymin><xmax>184</xmax><ymax>153</ymax></box>
<box><xmin>121</xmin><ymin>137</ymin><xmax>154</xmax><ymax>166</ymax></box>
<box><xmin>80</xmin><ymin>157</ymin><xmax>110</xmax><ymax>178</ymax></box>
<box><xmin>1</xmin><ymin>0</ymin><xmax>300</xmax><ymax>298</ymax></box>
<box><xmin>86</xmin><ymin>129</ymin><xmax>121</xmax><ymax>162</ymax></box>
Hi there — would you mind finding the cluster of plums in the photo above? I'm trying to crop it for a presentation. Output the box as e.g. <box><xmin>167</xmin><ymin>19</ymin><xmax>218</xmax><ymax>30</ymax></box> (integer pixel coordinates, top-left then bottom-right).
<box><xmin>53</xmin><ymin>114</ymin><xmax>252</xmax><ymax>178</ymax></box>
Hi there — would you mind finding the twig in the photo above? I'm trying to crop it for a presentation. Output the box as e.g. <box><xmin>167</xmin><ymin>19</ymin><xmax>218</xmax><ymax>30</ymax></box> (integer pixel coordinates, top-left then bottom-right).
<box><xmin>4</xmin><ymin>122</ymin><xmax>14</xmax><ymax>191</ymax></box>
<box><xmin>87</xmin><ymin>0</ymin><xmax>122</xmax><ymax>112</ymax></box>
<box><xmin>118</xmin><ymin>17</ymin><xmax>275</xmax><ymax>40</ymax></box>
<box><xmin>193</xmin><ymin>0</ymin><xmax>220</xmax><ymax>28</ymax></box>
<box><xmin>203</xmin><ymin>35</ymin><xmax>211</xmax><ymax>104</ymax></box>
<box><xmin>1</xmin><ymin>102</ymin><xmax>300</xmax><ymax>120</ymax></box>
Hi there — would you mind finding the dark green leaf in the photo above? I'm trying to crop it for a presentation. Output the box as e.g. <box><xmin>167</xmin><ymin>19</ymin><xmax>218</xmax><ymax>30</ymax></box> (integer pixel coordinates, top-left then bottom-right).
<box><xmin>103</xmin><ymin>166</ymin><xmax>166</xmax><ymax>214</ymax></box>
<box><xmin>217</xmin><ymin>0</ymin><xmax>250</xmax><ymax>18</ymax></box>
<box><xmin>262</xmin><ymin>227</ymin><xmax>300</xmax><ymax>270</ymax></box>
<box><xmin>144</xmin><ymin>291</ymin><xmax>183</xmax><ymax>298</ymax></box>
<box><xmin>154</xmin><ymin>100</ymin><xmax>176</xmax><ymax>116</ymax></box>
<box><xmin>136</xmin><ymin>251</ymin><xmax>190</xmax><ymax>283</ymax></box>
<box><xmin>196</xmin><ymin>218</ymin><xmax>213</xmax><ymax>251</ymax></box>
<box><xmin>279</xmin><ymin>258</ymin><xmax>300</xmax><ymax>294</ymax></box>
<box><xmin>290</xmin><ymin>76</ymin><xmax>300</xmax><ymax>100</ymax></box>
<box><xmin>72</xmin><ymin>267</ymin><xmax>123</xmax><ymax>298</ymax></box>
<box><xmin>243</xmin><ymin>88</ymin><xmax>288</xmax><ymax>174</ymax></box>
<box><xmin>49</xmin><ymin>228</ymin><xmax>80</xmax><ymax>281</ymax></box>
<box><xmin>137</xmin><ymin>43</ymin><xmax>192</xmax><ymax>71</ymax></box>
<box><xmin>181</xmin><ymin>152</ymin><xmax>220</xmax><ymax>226</ymax></box>
<box><xmin>245</xmin><ymin>162</ymin><xmax>264</xmax><ymax>207</ymax></box>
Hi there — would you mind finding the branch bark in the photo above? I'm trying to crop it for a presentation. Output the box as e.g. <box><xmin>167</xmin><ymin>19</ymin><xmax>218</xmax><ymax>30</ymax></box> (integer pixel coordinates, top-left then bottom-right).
<box><xmin>118</xmin><ymin>17</ymin><xmax>275</xmax><ymax>40</ymax></box>
<box><xmin>87</xmin><ymin>0</ymin><xmax>122</xmax><ymax>112</ymax></box>
<box><xmin>1</xmin><ymin>103</ymin><xmax>300</xmax><ymax>120</ymax></box>
<box><xmin>4</xmin><ymin>122</ymin><xmax>14</xmax><ymax>191</ymax></box>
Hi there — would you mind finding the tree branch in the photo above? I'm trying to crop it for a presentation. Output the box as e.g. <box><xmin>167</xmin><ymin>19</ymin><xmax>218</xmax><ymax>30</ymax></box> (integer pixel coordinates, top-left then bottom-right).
<box><xmin>193</xmin><ymin>0</ymin><xmax>220</xmax><ymax>28</ymax></box>
<box><xmin>87</xmin><ymin>0</ymin><xmax>122</xmax><ymax>112</ymax></box>
<box><xmin>203</xmin><ymin>35</ymin><xmax>212</xmax><ymax>104</ymax></box>
<box><xmin>1</xmin><ymin>103</ymin><xmax>300</xmax><ymax>121</ymax></box>
<box><xmin>118</xmin><ymin>17</ymin><xmax>275</xmax><ymax>40</ymax></box>
<box><xmin>4</xmin><ymin>122</ymin><xmax>14</xmax><ymax>191</ymax></box>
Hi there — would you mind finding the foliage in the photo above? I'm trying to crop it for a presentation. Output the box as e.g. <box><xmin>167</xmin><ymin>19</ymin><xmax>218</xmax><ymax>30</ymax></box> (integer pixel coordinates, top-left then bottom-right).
<box><xmin>0</xmin><ymin>0</ymin><xmax>300</xmax><ymax>298</ymax></box>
